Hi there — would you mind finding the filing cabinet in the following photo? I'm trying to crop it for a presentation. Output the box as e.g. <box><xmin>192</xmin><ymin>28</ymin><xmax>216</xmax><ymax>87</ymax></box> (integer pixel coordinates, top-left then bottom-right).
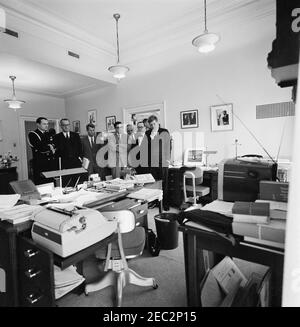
<box><xmin>17</xmin><ymin>237</ymin><xmax>55</xmax><ymax>307</ymax></box>
<box><xmin>168</xmin><ymin>167</ymin><xmax>218</xmax><ymax>208</ymax></box>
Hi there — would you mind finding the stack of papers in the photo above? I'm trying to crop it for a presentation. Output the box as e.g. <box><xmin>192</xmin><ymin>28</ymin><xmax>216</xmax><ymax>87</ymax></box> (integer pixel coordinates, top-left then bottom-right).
<box><xmin>127</xmin><ymin>188</ymin><xmax>163</xmax><ymax>202</ymax></box>
<box><xmin>105</xmin><ymin>178</ymin><xmax>135</xmax><ymax>190</ymax></box>
<box><xmin>54</xmin><ymin>265</ymin><xmax>85</xmax><ymax>300</ymax></box>
<box><xmin>0</xmin><ymin>204</ymin><xmax>44</xmax><ymax>224</ymax></box>
<box><xmin>0</xmin><ymin>194</ymin><xmax>21</xmax><ymax>210</ymax></box>
<box><xmin>201</xmin><ymin>200</ymin><xmax>234</xmax><ymax>217</ymax></box>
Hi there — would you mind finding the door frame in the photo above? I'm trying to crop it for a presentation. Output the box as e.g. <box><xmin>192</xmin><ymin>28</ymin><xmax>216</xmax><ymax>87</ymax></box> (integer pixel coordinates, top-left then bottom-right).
<box><xmin>18</xmin><ymin>116</ymin><xmax>60</xmax><ymax>180</ymax></box>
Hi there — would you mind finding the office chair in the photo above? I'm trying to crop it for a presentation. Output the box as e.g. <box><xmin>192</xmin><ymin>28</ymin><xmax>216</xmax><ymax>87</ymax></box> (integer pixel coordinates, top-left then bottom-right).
<box><xmin>84</xmin><ymin>210</ymin><xmax>158</xmax><ymax>307</ymax></box>
<box><xmin>183</xmin><ymin>167</ymin><xmax>210</xmax><ymax>207</ymax></box>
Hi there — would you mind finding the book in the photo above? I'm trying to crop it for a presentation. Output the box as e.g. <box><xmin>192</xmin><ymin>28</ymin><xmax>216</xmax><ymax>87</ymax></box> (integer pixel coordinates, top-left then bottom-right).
<box><xmin>259</xmin><ymin>181</ymin><xmax>289</xmax><ymax>202</ymax></box>
<box><xmin>233</xmin><ymin>214</ymin><xmax>269</xmax><ymax>224</ymax></box>
<box><xmin>232</xmin><ymin>201</ymin><xmax>270</xmax><ymax>216</ymax></box>
<box><xmin>232</xmin><ymin>202</ymin><xmax>270</xmax><ymax>224</ymax></box>
<box><xmin>255</xmin><ymin>200</ymin><xmax>287</xmax><ymax>220</ymax></box>
<box><xmin>232</xmin><ymin>220</ymin><xmax>286</xmax><ymax>243</ymax></box>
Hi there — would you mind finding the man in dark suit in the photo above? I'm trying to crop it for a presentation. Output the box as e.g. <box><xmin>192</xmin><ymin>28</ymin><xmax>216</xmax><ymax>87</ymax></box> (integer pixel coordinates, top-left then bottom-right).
<box><xmin>81</xmin><ymin>123</ymin><xmax>104</xmax><ymax>179</ymax></box>
<box><xmin>145</xmin><ymin>115</ymin><xmax>171</xmax><ymax>211</ymax></box>
<box><xmin>54</xmin><ymin>118</ymin><xmax>84</xmax><ymax>186</ymax></box>
<box><xmin>28</xmin><ymin>117</ymin><xmax>56</xmax><ymax>185</ymax></box>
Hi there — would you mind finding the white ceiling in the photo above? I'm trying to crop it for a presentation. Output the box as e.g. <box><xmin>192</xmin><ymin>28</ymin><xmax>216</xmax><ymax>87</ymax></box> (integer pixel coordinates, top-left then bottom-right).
<box><xmin>0</xmin><ymin>53</ymin><xmax>112</xmax><ymax>98</ymax></box>
<box><xmin>0</xmin><ymin>0</ymin><xmax>276</xmax><ymax>97</ymax></box>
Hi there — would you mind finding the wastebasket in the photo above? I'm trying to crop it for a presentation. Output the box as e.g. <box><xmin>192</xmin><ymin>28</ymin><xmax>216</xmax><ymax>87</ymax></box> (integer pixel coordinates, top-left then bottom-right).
<box><xmin>154</xmin><ymin>213</ymin><xmax>179</xmax><ymax>250</ymax></box>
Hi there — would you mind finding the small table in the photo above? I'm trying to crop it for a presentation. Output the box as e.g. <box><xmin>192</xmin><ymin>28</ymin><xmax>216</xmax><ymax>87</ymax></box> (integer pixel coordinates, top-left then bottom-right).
<box><xmin>179</xmin><ymin>223</ymin><xmax>284</xmax><ymax>307</ymax></box>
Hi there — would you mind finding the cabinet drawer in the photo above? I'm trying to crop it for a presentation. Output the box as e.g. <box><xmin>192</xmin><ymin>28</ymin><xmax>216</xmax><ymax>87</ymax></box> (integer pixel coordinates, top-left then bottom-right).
<box><xmin>130</xmin><ymin>203</ymin><xmax>148</xmax><ymax>221</ymax></box>
<box><xmin>135</xmin><ymin>215</ymin><xmax>148</xmax><ymax>229</ymax></box>
<box><xmin>18</xmin><ymin>237</ymin><xmax>55</xmax><ymax>307</ymax></box>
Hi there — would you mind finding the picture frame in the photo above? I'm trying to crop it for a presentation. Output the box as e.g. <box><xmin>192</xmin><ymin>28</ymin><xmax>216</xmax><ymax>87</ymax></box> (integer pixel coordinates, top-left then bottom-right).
<box><xmin>106</xmin><ymin>115</ymin><xmax>116</xmax><ymax>132</ymax></box>
<box><xmin>72</xmin><ymin>120</ymin><xmax>81</xmax><ymax>134</ymax></box>
<box><xmin>123</xmin><ymin>102</ymin><xmax>166</xmax><ymax>129</ymax></box>
<box><xmin>180</xmin><ymin>110</ymin><xmax>199</xmax><ymax>129</ymax></box>
<box><xmin>210</xmin><ymin>103</ymin><xmax>233</xmax><ymax>132</ymax></box>
<box><xmin>88</xmin><ymin>109</ymin><xmax>97</xmax><ymax>125</ymax></box>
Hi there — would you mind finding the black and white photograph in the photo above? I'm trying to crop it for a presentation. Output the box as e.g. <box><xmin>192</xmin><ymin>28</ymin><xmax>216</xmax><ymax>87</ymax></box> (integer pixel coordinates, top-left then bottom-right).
<box><xmin>210</xmin><ymin>104</ymin><xmax>233</xmax><ymax>132</ymax></box>
<box><xmin>106</xmin><ymin>115</ymin><xmax>116</xmax><ymax>132</ymax></box>
<box><xmin>180</xmin><ymin>110</ymin><xmax>198</xmax><ymax>129</ymax></box>
<box><xmin>72</xmin><ymin>120</ymin><xmax>80</xmax><ymax>134</ymax></box>
<box><xmin>0</xmin><ymin>0</ymin><xmax>299</xmax><ymax>310</ymax></box>
<box><xmin>88</xmin><ymin>109</ymin><xmax>97</xmax><ymax>125</ymax></box>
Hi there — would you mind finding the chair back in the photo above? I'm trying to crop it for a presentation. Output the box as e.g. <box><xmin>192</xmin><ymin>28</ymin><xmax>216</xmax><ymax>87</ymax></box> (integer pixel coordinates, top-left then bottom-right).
<box><xmin>184</xmin><ymin>167</ymin><xmax>204</xmax><ymax>185</ymax></box>
<box><xmin>101</xmin><ymin>210</ymin><xmax>135</xmax><ymax>233</ymax></box>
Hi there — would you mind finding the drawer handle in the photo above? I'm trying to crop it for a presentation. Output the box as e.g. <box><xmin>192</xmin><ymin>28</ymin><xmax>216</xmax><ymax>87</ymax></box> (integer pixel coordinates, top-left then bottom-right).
<box><xmin>25</xmin><ymin>268</ymin><xmax>42</xmax><ymax>279</ymax></box>
<box><xmin>24</xmin><ymin>249</ymin><xmax>39</xmax><ymax>258</ymax></box>
<box><xmin>26</xmin><ymin>293</ymin><xmax>43</xmax><ymax>305</ymax></box>
<box><xmin>138</xmin><ymin>210</ymin><xmax>145</xmax><ymax>214</ymax></box>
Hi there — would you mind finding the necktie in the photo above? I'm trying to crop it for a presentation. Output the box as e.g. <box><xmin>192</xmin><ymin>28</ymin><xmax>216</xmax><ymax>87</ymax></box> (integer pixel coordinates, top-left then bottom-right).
<box><xmin>91</xmin><ymin>137</ymin><xmax>94</xmax><ymax>147</ymax></box>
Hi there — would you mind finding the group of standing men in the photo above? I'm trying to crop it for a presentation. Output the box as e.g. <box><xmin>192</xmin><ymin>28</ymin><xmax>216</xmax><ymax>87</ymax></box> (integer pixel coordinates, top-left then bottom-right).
<box><xmin>28</xmin><ymin>115</ymin><xmax>171</xmax><ymax>210</ymax></box>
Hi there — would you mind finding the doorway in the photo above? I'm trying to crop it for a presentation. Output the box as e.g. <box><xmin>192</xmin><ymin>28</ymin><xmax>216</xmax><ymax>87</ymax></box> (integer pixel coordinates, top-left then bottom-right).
<box><xmin>19</xmin><ymin>117</ymin><xmax>59</xmax><ymax>180</ymax></box>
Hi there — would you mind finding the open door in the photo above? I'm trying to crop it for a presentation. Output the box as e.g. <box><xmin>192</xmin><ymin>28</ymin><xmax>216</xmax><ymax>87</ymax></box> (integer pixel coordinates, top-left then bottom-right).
<box><xmin>19</xmin><ymin>117</ymin><xmax>59</xmax><ymax>180</ymax></box>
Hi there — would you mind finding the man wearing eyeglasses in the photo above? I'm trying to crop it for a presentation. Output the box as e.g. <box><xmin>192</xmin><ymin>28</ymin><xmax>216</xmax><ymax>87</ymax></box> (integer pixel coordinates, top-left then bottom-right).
<box><xmin>54</xmin><ymin>118</ymin><xmax>83</xmax><ymax>186</ymax></box>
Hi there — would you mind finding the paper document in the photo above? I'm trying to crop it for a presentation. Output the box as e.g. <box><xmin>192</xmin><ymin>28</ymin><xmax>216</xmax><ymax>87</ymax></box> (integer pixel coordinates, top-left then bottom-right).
<box><xmin>0</xmin><ymin>204</ymin><xmax>43</xmax><ymax>221</ymax></box>
<box><xmin>201</xmin><ymin>200</ymin><xmax>234</xmax><ymax>217</ymax></box>
<box><xmin>127</xmin><ymin>188</ymin><xmax>163</xmax><ymax>201</ymax></box>
<box><xmin>0</xmin><ymin>194</ymin><xmax>21</xmax><ymax>209</ymax></box>
<box><xmin>212</xmin><ymin>257</ymin><xmax>247</xmax><ymax>294</ymax></box>
<box><xmin>54</xmin><ymin>265</ymin><xmax>85</xmax><ymax>300</ymax></box>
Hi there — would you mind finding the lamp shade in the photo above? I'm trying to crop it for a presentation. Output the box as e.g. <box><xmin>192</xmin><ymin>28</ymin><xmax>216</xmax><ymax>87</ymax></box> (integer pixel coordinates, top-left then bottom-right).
<box><xmin>108</xmin><ymin>64</ymin><xmax>130</xmax><ymax>80</ymax></box>
<box><xmin>4</xmin><ymin>97</ymin><xmax>25</xmax><ymax>110</ymax></box>
<box><xmin>3</xmin><ymin>76</ymin><xmax>25</xmax><ymax>110</ymax></box>
<box><xmin>192</xmin><ymin>32</ymin><xmax>220</xmax><ymax>53</ymax></box>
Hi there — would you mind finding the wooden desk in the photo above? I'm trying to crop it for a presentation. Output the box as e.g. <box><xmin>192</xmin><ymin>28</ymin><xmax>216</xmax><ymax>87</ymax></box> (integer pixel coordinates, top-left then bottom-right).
<box><xmin>0</xmin><ymin>181</ymin><xmax>161</xmax><ymax>306</ymax></box>
<box><xmin>0</xmin><ymin>165</ymin><xmax>18</xmax><ymax>194</ymax></box>
<box><xmin>179</xmin><ymin>224</ymin><xmax>284</xmax><ymax>307</ymax></box>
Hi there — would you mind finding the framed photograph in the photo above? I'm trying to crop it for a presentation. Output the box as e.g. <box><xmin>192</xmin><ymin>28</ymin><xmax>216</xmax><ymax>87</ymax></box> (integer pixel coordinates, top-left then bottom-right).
<box><xmin>123</xmin><ymin>102</ymin><xmax>166</xmax><ymax>129</ymax></box>
<box><xmin>180</xmin><ymin>110</ymin><xmax>198</xmax><ymax>129</ymax></box>
<box><xmin>88</xmin><ymin>110</ymin><xmax>97</xmax><ymax>125</ymax></box>
<box><xmin>210</xmin><ymin>103</ymin><xmax>233</xmax><ymax>132</ymax></box>
<box><xmin>106</xmin><ymin>115</ymin><xmax>116</xmax><ymax>132</ymax></box>
<box><xmin>72</xmin><ymin>120</ymin><xmax>81</xmax><ymax>134</ymax></box>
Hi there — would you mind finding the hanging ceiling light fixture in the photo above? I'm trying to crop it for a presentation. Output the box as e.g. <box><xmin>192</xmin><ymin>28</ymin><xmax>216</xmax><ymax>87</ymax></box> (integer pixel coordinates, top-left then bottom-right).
<box><xmin>108</xmin><ymin>13</ymin><xmax>129</xmax><ymax>81</ymax></box>
<box><xmin>4</xmin><ymin>76</ymin><xmax>25</xmax><ymax>110</ymax></box>
<box><xmin>192</xmin><ymin>0</ymin><xmax>220</xmax><ymax>53</ymax></box>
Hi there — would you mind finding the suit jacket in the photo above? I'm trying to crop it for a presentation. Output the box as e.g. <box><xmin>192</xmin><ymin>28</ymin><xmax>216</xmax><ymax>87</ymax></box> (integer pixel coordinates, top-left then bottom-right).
<box><xmin>145</xmin><ymin>127</ymin><xmax>171</xmax><ymax>168</ymax></box>
<box><xmin>28</xmin><ymin>129</ymin><xmax>52</xmax><ymax>161</ymax></box>
<box><xmin>81</xmin><ymin>134</ymin><xmax>101</xmax><ymax>173</ymax></box>
<box><xmin>54</xmin><ymin>131</ymin><xmax>83</xmax><ymax>168</ymax></box>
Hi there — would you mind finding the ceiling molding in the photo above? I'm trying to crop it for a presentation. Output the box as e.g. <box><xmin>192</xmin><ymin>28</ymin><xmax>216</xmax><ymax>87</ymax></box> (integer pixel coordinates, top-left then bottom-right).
<box><xmin>0</xmin><ymin>0</ymin><xmax>115</xmax><ymax>58</ymax></box>
<box><xmin>0</xmin><ymin>0</ymin><xmax>275</xmax><ymax>65</ymax></box>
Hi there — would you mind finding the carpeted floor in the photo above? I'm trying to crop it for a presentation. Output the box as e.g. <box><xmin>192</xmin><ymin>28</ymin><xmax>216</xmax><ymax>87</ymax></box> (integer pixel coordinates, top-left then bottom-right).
<box><xmin>56</xmin><ymin>207</ymin><xmax>187</xmax><ymax>307</ymax></box>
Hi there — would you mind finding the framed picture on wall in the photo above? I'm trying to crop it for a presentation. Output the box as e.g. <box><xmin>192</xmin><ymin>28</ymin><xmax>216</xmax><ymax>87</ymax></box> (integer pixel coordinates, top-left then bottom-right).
<box><xmin>88</xmin><ymin>110</ymin><xmax>97</xmax><ymax>125</ymax></box>
<box><xmin>180</xmin><ymin>110</ymin><xmax>199</xmax><ymax>129</ymax></box>
<box><xmin>210</xmin><ymin>103</ymin><xmax>233</xmax><ymax>132</ymax></box>
<box><xmin>72</xmin><ymin>120</ymin><xmax>81</xmax><ymax>134</ymax></box>
<box><xmin>106</xmin><ymin>115</ymin><xmax>116</xmax><ymax>132</ymax></box>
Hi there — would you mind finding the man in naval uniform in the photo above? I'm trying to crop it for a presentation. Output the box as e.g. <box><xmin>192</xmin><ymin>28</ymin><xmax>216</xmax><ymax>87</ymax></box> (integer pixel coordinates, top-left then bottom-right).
<box><xmin>28</xmin><ymin>117</ymin><xmax>55</xmax><ymax>185</ymax></box>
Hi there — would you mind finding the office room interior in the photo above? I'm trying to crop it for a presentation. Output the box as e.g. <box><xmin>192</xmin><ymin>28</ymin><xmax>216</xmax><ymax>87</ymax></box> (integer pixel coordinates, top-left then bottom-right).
<box><xmin>0</xmin><ymin>0</ymin><xmax>299</xmax><ymax>309</ymax></box>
